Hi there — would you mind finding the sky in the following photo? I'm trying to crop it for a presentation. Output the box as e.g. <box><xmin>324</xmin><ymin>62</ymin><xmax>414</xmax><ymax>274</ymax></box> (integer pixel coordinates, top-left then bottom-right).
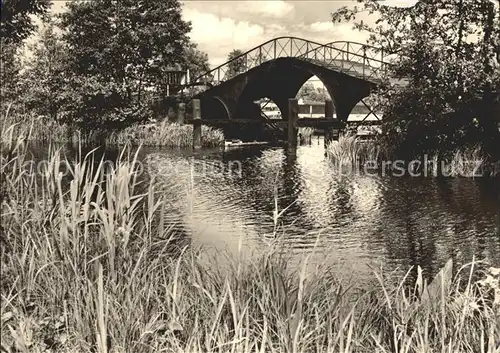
<box><xmin>182</xmin><ymin>0</ymin><xmax>367</xmax><ymax>67</ymax></box>
<box><xmin>48</xmin><ymin>0</ymin><xmax>419</xmax><ymax>68</ymax></box>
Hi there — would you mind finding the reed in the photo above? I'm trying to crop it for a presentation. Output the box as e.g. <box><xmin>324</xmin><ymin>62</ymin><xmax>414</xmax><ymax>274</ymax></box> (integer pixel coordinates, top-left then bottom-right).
<box><xmin>0</xmin><ymin>111</ymin><xmax>224</xmax><ymax>148</ymax></box>
<box><xmin>298</xmin><ymin>127</ymin><xmax>314</xmax><ymax>145</ymax></box>
<box><xmin>106</xmin><ymin>120</ymin><xmax>224</xmax><ymax>148</ymax></box>
<box><xmin>326</xmin><ymin>133</ymin><xmax>380</xmax><ymax>167</ymax></box>
<box><xmin>1</xmin><ymin>121</ymin><xmax>499</xmax><ymax>353</ymax></box>
<box><xmin>1</xmin><ymin>107</ymin><xmax>69</xmax><ymax>143</ymax></box>
<box><xmin>447</xmin><ymin>145</ymin><xmax>486</xmax><ymax>177</ymax></box>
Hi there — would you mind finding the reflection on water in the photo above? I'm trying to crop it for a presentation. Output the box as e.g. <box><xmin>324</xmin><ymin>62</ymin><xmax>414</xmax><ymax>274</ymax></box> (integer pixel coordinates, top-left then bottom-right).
<box><xmin>29</xmin><ymin>140</ymin><xmax>500</xmax><ymax>280</ymax></box>
<box><xmin>140</xmin><ymin>140</ymin><xmax>500</xmax><ymax>280</ymax></box>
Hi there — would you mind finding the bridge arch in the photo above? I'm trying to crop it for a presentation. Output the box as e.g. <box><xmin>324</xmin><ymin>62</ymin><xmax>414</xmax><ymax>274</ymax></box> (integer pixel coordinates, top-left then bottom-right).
<box><xmin>347</xmin><ymin>92</ymin><xmax>383</xmax><ymax>124</ymax></box>
<box><xmin>234</xmin><ymin>58</ymin><xmax>338</xmax><ymax>121</ymax></box>
<box><xmin>200</xmin><ymin>95</ymin><xmax>231</xmax><ymax>120</ymax></box>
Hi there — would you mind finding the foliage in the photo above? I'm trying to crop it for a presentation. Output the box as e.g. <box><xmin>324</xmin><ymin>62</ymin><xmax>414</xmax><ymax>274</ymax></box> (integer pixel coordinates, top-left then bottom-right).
<box><xmin>184</xmin><ymin>43</ymin><xmax>211</xmax><ymax>81</ymax></box>
<box><xmin>178</xmin><ymin>43</ymin><xmax>212</xmax><ymax>97</ymax></box>
<box><xmin>1</xmin><ymin>128</ymin><xmax>499</xmax><ymax>352</ymax></box>
<box><xmin>21</xmin><ymin>20</ymin><xmax>70</xmax><ymax>122</ymax></box>
<box><xmin>447</xmin><ymin>145</ymin><xmax>487</xmax><ymax>177</ymax></box>
<box><xmin>223</xmin><ymin>48</ymin><xmax>268</xmax><ymax>80</ymax></box>
<box><xmin>58</xmin><ymin>0</ymin><xmax>192</xmax><ymax>131</ymax></box>
<box><xmin>332</xmin><ymin>0</ymin><xmax>500</xmax><ymax>161</ymax></box>
<box><xmin>325</xmin><ymin>132</ymin><xmax>490</xmax><ymax>177</ymax></box>
<box><xmin>6</xmin><ymin>1</ymin><xmax>212</xmax><ymax>135</ymax></box>
<box><xmin>0</xmin><ymin>39</ymin><xmax>22</xmax><ymax>108</ymax></box>
<box><xmin>296</xmin><ymin>82</ymin><xmax>330</xmax><ymax>102</ymax></box>
<box><xmin>0</xmin><ymin>0</ymin><xmax>51</xmax><ymax>44</ymax></box>
<box><xmin>226</xmin><ymin>49</ymin><xmax>247</xmax><ymax>79</ymax></box>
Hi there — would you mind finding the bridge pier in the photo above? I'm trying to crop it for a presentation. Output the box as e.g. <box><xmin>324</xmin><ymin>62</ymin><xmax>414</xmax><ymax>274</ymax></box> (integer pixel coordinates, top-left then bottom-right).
<box><xmin>287</xmin><ymin>98</ymin><xmax>298</xmax><ymax>155</ymax></box>
<box><xmin>192</xmin><ymin>99</ymin><xmax>202</xmax><ymax>149</ymax></box>
<box><xmin>324</xmin><ymin>99</ymin><xmax>335</xmax><ymax>148</ymax></box>
<box><xmin>177</xmin><ymin>102</ymin><xmax>186</xmax><ymax>124</ymax></box>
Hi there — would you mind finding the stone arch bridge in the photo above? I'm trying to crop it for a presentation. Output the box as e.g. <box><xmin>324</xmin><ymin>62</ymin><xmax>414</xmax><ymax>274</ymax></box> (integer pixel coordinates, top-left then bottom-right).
<box><xmin>182</xmin><ymin>37</ymin><xmax>398</xmax><ymax>141</ymax></box>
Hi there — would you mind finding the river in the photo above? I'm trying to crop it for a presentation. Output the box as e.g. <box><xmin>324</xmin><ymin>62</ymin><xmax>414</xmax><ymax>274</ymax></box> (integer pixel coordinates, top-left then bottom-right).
<box><xmin>30</xmin><ymin>139</ymin><xmax>500</xmax><ymax>280</ymax></box>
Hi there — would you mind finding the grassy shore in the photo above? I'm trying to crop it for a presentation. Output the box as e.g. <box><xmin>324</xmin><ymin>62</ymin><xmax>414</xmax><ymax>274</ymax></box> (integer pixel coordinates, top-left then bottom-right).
<box><xmin>1</xmin><ymin>121</ymin><xmax>500</xmax><ymax>352</ymax></box>
<box><xmin>2</xmin><ymin>113</ymin><xmax>224</xmax><ymax>148</ymax></box>
<box><xmin>325</xmin><ymin>133</ymin><xmax>492</xmax><ymax>177</ymax></box>
<box><xmin>107</xmin><ymin>120</ymin><xmax>224</xmax><ymax>148</ymax></box>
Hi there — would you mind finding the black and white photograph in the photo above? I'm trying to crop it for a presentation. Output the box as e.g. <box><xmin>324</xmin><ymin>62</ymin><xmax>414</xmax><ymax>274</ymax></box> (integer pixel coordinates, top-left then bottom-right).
<box><xmin>1</xmin><ymin>0</ymin><xmax>500</xmax><ymax>351</ymax></box>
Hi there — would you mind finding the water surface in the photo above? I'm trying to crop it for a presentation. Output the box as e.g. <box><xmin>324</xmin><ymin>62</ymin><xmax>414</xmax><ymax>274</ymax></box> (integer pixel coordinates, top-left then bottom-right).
<box><xmin>141</xmin><ymin>140</ymin><xmax>500</xmax><ymax>279</ymax></box>
<box><xmin>30</xmin><ymin>140</ymin><xmax>500</xmax><ymax>280</ymax></box>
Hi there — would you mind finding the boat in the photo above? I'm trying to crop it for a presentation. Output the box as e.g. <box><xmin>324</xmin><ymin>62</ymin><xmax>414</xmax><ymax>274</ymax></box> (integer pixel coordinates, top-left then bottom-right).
<box><xmin>224</xmin><ymin>140</ymin><xmax>269</xmax><ymax>149</ymax></box>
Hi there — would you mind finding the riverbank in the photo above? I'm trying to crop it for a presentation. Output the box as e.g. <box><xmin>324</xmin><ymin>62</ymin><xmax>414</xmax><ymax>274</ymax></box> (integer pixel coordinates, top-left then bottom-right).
<box><xmin>326</xmin><ymin>134</ymin><xmax>498</xmax><ymax>178</ymax></box>
<box><xmin>2</xmin><ymin>113</ymin><xmax>224</xmax><ymax>148</ymax></box>
<box><xmin>1</xmin><ymin>130</ymin><xmax>499</xmax><ymax>353</ymax></box>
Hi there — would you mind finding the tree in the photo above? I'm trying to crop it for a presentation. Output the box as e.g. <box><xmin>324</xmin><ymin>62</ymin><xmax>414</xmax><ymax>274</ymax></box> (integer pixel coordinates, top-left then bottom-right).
<box><xmin>21</xmin><ymin>20</ymin><xmax>70</xmax><ymax>122</ymax></box>
<box><xmin>226</xmin><ymin>49</ymin><xmax>246</xmax><ymax>79</ymax></box>
<box><xmin>297</xmin><ymin>83</ymin><xmax>330</xmax><ymax>102</ymax></box>
<box><xmin>332</xmin><ymin>0</ymin><xmax>500</xmax><ymax>160</ymax></box>
<box><xmin>0</xmin><ymin>39</ymin><xmax>21</xmax><ymax>108</ymax></box>
<box><xmin>0</xmin><ymin>0</ymin><xmax>50</xmax><ymax>109</ymax></box>
<box><xmin>184</xmin><ymin>43</ymin><xmax>210</xmax><ymax>82</ymax></box>
<box><xmin>59</xmin><ymin>0</ymin><xmax>192</xmax><ymax>131</ymax></box>
<box><xmin>1</xmin><ymin>0</ymin><xmax>51</xmax><ymax>44</ymax></box>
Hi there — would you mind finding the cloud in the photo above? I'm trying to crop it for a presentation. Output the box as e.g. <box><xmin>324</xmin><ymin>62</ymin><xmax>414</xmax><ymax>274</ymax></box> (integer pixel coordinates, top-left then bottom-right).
<box><xmin>183</xmin><ymin>9</ymin><xmax>265</xmax><ymax>65</ymax></box>
<box><xmin>380</xmin><ymin>0</ymin><xmax>419</xmax><ymax>7</ymax></box>
<box><xmin>309</xmin><ymin>21</ymin><xmax>334</xmax><ymax>32</ymax></box>
<box><xmin>299</xmin><ymin>21</ymin><xmax>369</xmax><ymax>45</ymax></box>
<box><xmin>184</xmin><ymin>9</ymin><xmax>264</xmax><ymax>43</ymax></box>
<box><xmin>182</xmin><ymin>1</ymin><xmax>295</xmax><ymax>25</ymax></box>
<box><xmin>264</xmin><ymin>24</ymin><xmax>288</xmax><ymax>38</ymax></box>
<box><xmin>331</xmin><ymin>23</ymin><xmax>369</xmax><ymax>43</ymax></box>
<box><xmin>242</xmin><ymin>1</ymin><xmax>295</xmax><ymax>18</ymax></box>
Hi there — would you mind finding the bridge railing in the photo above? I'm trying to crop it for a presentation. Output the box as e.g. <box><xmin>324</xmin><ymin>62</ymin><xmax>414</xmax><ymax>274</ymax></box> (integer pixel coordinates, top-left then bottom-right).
<box><xmin>297</xmin><ymin>41</ymin><xmax>392</xmax><ymax>82</ymax></box>
<box><xmin>192</xmin><ymin>37</ymin><xmax>326</xmax><ymax>86</ymax></box>
<box><xmin>191</xmin><ymin>37</ymin><xmax>394</xmax><ymax>87</ymax></box>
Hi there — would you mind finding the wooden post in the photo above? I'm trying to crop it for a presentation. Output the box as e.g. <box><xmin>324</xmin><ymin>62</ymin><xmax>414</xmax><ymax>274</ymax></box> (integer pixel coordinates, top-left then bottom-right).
<box><xmin>192</xmin><ymin>99</ymin><xmax>202</xmax><ymax>149</ymax></box>
<box><xmin>288</xmin><ymin>98</ymin><xmax>298</xmax><ymax>154</ymax></box>
<box><xmin>177</xmin><ymin>102</ymin><xmax>185</xmax><ymax>124</ymax></box>
<box><xmin>324</xmin><ymin>99</ymin><xmax>335</xmax><ymax>147</ymax></box>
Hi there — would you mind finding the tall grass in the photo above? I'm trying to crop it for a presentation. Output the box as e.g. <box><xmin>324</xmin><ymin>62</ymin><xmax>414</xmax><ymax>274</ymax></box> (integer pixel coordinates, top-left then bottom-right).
<box><xmin>447</xmin><ymin>145</ymin><xmax>486</xmax><ymax>177</ymax></box>
<box><xmin>107</xmin><ymin>120</ymin><xmax>224</xmax><ymax>148</ymax></box>
<box><xmin>326</xmin><ymin>133</ymin><xmax>380</xmax><ymax>167</ymax></box>
<box><xmin>0</xmin><ymin>110</ymin><xmax>224</xmax><ymax>148</ymax></box>
<box><xmin>298</xmin><ymin>127</ymin><xmax>314</xmax><ymax>145</ymax></box>
<box><xmin>1</xmin><ymin>121</ymin><xmax>499</xmax><ymax>352</ymax></box>
<box><xmin>1</xmin><ymin>108</ymin><xmax>70</xmax><ymax>143</ymax></box>
<box><xmin>326</xmin><ymin>134</ymin><xmax>490</xmax><ymax>178</ymax></box>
